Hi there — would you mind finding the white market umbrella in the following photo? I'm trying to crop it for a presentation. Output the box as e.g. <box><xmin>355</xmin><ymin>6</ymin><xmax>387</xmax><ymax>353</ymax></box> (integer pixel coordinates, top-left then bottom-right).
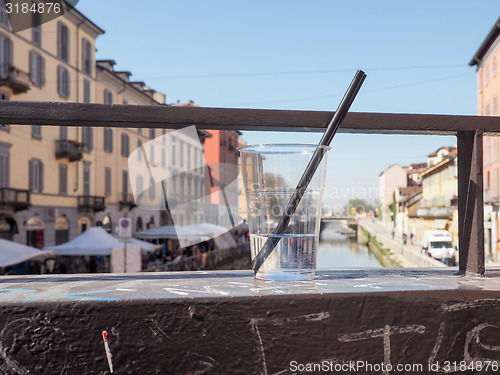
<box><xmin>183</xmin><ymin>223</ymin><xmax>228</xmax><ymax>238</ymax></box>
<box><xmin>44</xmin><ymin>227</ymin><xmax>155</xmax><ymax>256</ymax></box>
<box><xmin>0</xmin><ymin>239</ymin><xmax>54</xmax><ymax>267</ymax></box>
<box><xmin>135</xmin><ymin>225</ymin><xmax>204</xmax><ymax>241</ymax></box>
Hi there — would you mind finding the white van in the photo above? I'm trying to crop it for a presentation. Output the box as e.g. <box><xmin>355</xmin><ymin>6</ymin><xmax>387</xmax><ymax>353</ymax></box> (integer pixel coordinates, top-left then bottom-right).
<box><xmin>422</xmin><ymin>230</ymin><xmax>456</xmax><ymax>266</ymax></box>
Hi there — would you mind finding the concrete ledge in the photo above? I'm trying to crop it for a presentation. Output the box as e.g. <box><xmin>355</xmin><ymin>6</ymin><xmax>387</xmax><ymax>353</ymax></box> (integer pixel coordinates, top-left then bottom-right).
<box><xmin>1</xmin><ymin>268</ymin><xmax>500</xmax><ymax>374</ymax></box>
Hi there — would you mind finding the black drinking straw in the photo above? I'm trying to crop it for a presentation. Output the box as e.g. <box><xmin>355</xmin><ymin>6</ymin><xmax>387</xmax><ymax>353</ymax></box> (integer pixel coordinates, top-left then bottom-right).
<box><xmin>252</xmin><ymin>69</ymin><xmax>367</xmax><ymax>275</ymax></box>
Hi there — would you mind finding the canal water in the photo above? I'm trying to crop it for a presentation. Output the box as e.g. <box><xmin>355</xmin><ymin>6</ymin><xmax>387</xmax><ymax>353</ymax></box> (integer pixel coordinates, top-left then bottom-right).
<box><xmin>317</xmin><ymin>221</ymin><xmax>382</xmax><ymax>268</ymax></box>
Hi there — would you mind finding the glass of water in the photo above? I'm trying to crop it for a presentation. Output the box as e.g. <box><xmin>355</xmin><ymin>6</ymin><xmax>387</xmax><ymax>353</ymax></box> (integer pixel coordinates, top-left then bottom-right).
<box><xmin>238</xmin><ymin>144</ymin><xmax>330</xmax><ymax>280</ymax></box>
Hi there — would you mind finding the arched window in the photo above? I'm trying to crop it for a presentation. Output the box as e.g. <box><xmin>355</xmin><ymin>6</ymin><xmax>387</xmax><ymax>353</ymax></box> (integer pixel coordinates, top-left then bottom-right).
<box><xmin>55</xmin><ymin>216</ymin><xmax>69</xmax><ymax>245</ymax></box>
<box><xmin>26</xmin><ymin>215</ymin><xmax>45</xmax><ymax>249</ymax></box>
<box><xmin>136</xmin><ymin>217</ymin><xmax>143</xmax><ymax>232</ymax></box>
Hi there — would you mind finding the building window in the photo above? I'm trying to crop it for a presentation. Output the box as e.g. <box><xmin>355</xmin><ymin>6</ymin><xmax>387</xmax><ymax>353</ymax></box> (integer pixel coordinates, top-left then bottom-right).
<box><xmin>82</xmin><ymin>127</ymin><xmax>93</xmax><ymax>151</ymax></box>
<box><xmin>0</xmin><ymin>91</ymin><xmax>9</xmax><ymax>131</ymax></box>
<box><xmin>494</xmin><ymin>97</ymin><xmax>498</xmax><ymax>116</ymax></box>
<box><xmin>137</xmin><ymin>139</ymin><xmax>142</xmax><ymax>161</ymax></box>
<box><xmin>105</xmin><ymin>167</ymin><xmax>111</xmax><ymax>196</ymax></box>
<box><xmin>136</xmin><ymin>217</ymin><xmax>143</xmax><ymax>232</ymax></box>
<box><xmin>83</xmin><ymin>161</ymin><xmax>90</xmax><ymax>196</ymax></box>
<box><xmin>0</xmin><ymin>144</ymin><xmax>9</xmax><ymax>188</ymax></box>
<box><xmin>123</xmin><ymin>99</ymin><xmax>128</xmax><ymax>105</ymax></box>
<box><xmin>161</xmin><ymin>148</ymin><xmax>166</xmax><ymax>168</ymax></box>
<box><xmin>32</xmin><ymin>12</ymin><xmax>41</xmax><ymax>46</ymax></box>
<box><xmin>31</xmin><ymin>125</ymin><xmax>42</xmax><ymax>139</ymax></box>
<box><xmin>149</xmin><ymin>143</ymin><xmax>155</xmax><ymax>165</ymax></box>
<box><xmin>0</xmin><ymin>33</ymin><xmax>11</xmax><ymax>79</ymax></box>
<box><xmin>136</xmin><ymin>175</ymin><xmax>143</xmax><ymax>197</ymax></box>
<box><xmin>121</xmin><ymin>132</ymin><xmax>129</xmax><ymax>157</ymax></box>
<box><xmin>83</xmin><ymin>78</ymin><xmax>90</xmax><ymax>103</ymax></box>
<box><xmin>478</xmin><ymin>69</ymin><xmax>483</xmax><ymax>93</ymax></box>
<box><xmin>59</xmin><ymin>164</ymin><xmax>67</xmax><ymax>195</ymax></box>
<box><xmin>180</xmin><ymin>141</ymin><xmax>183</xmax><ymax>167</ymax></box>
<box><xmin>59</xmin><ymin>126</ymin><xmax>67</xmax><ymax>140</ymax></box>
<box><xmin>149</xmin><ymin>177</ymin><xmax>155</xmax><ymax>200</ymax></box>
<box><xmin>104</xmin><ymin>89</ymin><xmax>113</xmax><ymax>105</ymax></box>
<box><xmin>171</xmin><ymin>137</ymin><xmax>176</xmax><ymax>165</ymax></box>
<box><xmin>30</xmin><ymin>50</ymin><xmax>45</xmax><ymax>86</ymax></box>
<box><xmin>82</xmin><ymin>38</ymin><xmax>92</xmax><ymax>76</ymax></box>
<box><xmin>57</xmin><ymin>22</ymin><xmax>69</xmax><ymax>62</ymax></box>
<box><xmin>137</xmin><ymin>128</ymin><xmax>142</xmax><ymax>135</ymax></box>
<box><xmin>57</xmin><ymin>65</ymin><xmax>70</xmax><ymax>98</ymax></box>
<box><xmin>122</xmin><ymin>170</ymin><xmax>128</xmax><ymax>202</ymax></box>
<box><xmin>485</xmin><ymin>64</ymin><xmax>490</xmax><ymax>86</ymax></box>
<box><xmin>0</xmin><ymin>1</ymin><xmax>9</xmax><ymax>28</ymax></box>
<box><xmin>104</xmin><ymin>128</ymin><xmax>113</xmax><ymax>153</ymax></box>
<box><xmin>149</xmin><ymin>128</ymin><xmax>155</xmax><ymax>139</ymax></box>
<box><xmin>495</xmin><ymin>168</ymin><xmax>499</xmax><ymax>200</ymax></box>
<box><xmin>29</xmin><ymin>159</ymin><xmax>43</xmax><ymax>193</ymax></box>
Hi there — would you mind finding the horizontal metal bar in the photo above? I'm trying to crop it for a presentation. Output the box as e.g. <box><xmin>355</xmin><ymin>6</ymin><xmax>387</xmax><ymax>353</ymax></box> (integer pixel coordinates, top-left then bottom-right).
<box><xmin>1</xmin><ymin>101</ymin><xmax>500</xmax><ymax>134</ymax></box>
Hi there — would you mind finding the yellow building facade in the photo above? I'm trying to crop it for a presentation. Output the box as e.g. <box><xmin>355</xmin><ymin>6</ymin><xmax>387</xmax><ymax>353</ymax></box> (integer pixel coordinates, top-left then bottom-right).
<box><xmin>412</xmin><ymin>148</ymin><xmax>458</xmax><ymax>246</ymax></box>
<box><xmin>0</xmin><ymin>3</ymin><xmax>167</xmax><ymax>248</ymax></box>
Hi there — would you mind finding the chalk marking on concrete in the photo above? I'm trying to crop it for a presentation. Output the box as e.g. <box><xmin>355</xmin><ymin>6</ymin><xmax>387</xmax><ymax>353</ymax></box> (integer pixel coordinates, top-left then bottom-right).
<box><xmin>250</xmin><ymin>318</ymin><xmax>268</xmax><ymax>375</ymax></box>
<box><xmin>0</xmin><ymin>318</ymin><xmax>32</xmax><ymax>374</ymax></box>
<box><xmin>464</xmin><ymin>323</ymin><xmax>500</xmax><ymax>364</ymax></box>
<box><xmin>338</xmin><ymin>324</ymin><xmax>425</xmax><ymax>375</ymax></box>
<box><xmin>428</xmin><ymin>321</ymin><xmax>445</xmax><ymax>364</ymax></box>
<box><xmin>102</xmin><ymin>331</ymin><xmax>113</xmax><ymax>373</ymax></box>
<box><xmin>442</xmin><ymin>299</ymin><xmax>500</xmax><ymax>312</ymax></box>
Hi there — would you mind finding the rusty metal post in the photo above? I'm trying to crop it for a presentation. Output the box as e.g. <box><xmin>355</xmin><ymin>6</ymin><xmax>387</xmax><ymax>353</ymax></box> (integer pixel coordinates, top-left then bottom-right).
<box><xmin>457</xmin><ymin>130</ymin><xmax>484</xmax><ymax>275</ymax></box>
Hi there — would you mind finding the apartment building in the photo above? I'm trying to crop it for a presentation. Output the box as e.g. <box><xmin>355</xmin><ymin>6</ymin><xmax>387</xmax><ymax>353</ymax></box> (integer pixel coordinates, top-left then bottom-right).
<box><xmin>378</xmin><ymin>164</ymin><xmax>407</xmax><ymax>228</ymax></box>
<box><xmin>470</xmin><ymin>16</ymin><xmax>500</xmax><ymax>261</ymax></box>
<box><xmin>0</xmin><ymin>4</ymin><xmax>172</xmax><ymax>248</ymax></box>
<box><xmin>203</xmin><ymin>128</ymin><xmax>240</xmax><ymax>228</ymax></box>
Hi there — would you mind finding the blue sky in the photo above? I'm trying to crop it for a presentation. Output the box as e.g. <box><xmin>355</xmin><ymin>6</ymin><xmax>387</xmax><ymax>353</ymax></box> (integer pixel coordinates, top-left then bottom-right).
<box><xmin>76</xmin><ymin>1</ymin><xmax>499</xmax><ymax>206</ymax></box>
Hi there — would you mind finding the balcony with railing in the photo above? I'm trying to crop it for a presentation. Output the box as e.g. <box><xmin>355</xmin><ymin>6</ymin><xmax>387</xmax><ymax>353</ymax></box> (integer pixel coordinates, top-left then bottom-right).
<box><xmin>0</xmin><ymin>65</ymin><xmax>30</xmax><ymax>94</ymax></box>
<box><xmin>0</xmin><ymin>187</ymin><xmax>30</xmax><ymax>211</ymax></box>
<box><xmin>0</xmin><ymin>101</ymin><xmax>499</xmax><ymax>373</ymax></box>
<box><xmin>119</xmin><ymin>192</ymin><xmax>137</xmax><ymax>211</ymax></box>
<box><xmin>55</xmin><ymin>139</ymin><xmax>84</xmax><ymax>161</ymax></box>
<box><xmin>77</xmin><ymin>195</ymin><xmax>105</xmax><ymax>213</ymax></box>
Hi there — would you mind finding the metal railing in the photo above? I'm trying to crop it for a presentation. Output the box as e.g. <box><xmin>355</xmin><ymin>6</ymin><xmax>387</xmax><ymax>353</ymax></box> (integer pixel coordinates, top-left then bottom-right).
<box><xmin>55</xmin><ymin>139</ymin><xmax>84</xmax><ymax>161</ymax></box>
<box><xmin>0</xmin><ymin>187</ymin><xmax>30</xmax><ymax>211</ymax></box>
<box><xmin>0</xmin><ymin>100</ymin><xmax>492</xmax><ymax>274</ymax></box>
<box><xmin>77</xmin><ymin>195</ymin><xmax>105</xmax><ymax>213</ymax></box>
<box><xmin>0</xmin><ymin>65</ymin><xmax>30</xmax><ymax>93</ymax></box>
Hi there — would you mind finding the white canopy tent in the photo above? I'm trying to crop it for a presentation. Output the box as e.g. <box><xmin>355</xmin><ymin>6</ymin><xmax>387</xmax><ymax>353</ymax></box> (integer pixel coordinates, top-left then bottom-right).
<box><xmin>136</xmin><ymin>223</ymin><xmax>237</xmax><ymax>249</ymax></box>
<box><xmin>135</xmin><ymin>225</ymin><xmax>207</xmax><ymax>241</ymax></box>
<box><xmin>44</xmin><ymin>227</ymin><xmax>157</xmax><ymax>256</ymax></box>
<box><xmin>0</xmin><ymin>239</ymin><xmax>54</xmax><ymax>267</ymax></box>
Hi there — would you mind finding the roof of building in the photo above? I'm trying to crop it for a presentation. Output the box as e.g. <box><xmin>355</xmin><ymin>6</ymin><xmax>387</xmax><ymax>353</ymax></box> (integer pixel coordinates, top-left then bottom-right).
<box><xmin>420</xmin><ymin>151</ymin><xmax>457</xmax><ymax>178</ymax></box>
<box><xmin>171</xmin><ymin>100</ymin><xmax>198</xmax><ymax>107</ymax></box>
<box><xmin>408</xmin><ymin>162</ymin><xmax>427</xmax><ymax>171</ymax></box>
<box><xmin>96</xmin><ymin>64</ymin><xmax>165</xmax><ymax>105</ymax></box>
<box><xmin>399</xmin><ymin>186</ymin><xmax>422</xmax><ymax>197</ymax></box>
<box><xmin>469</xmin><ymin>17</ymin><xmax>500</xmax><ymax>66</ymax></box>
<box><xmin>378</xmin><ymin>163</ymin><xmax>406</xmax><ymax>177</ymax></box>
<box><xmin>427</xmin><ymin>146</ymin><xmax>454</xmax><ymax>157</ymax></box>
<box><xmin>64</xmin><ymin>1</ymin><xmax>105</xmax><ymax>36</ymax></box>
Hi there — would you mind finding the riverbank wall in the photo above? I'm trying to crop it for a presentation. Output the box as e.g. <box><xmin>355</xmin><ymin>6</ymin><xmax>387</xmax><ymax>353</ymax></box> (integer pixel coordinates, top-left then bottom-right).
<box><xmin>358</xmin><ymin>219</ymin><xmax>447</xmax><ymax>268</ymax></box>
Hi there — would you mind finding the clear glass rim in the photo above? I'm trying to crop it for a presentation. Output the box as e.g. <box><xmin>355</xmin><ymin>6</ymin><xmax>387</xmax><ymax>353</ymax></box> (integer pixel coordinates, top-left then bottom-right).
<box><xmin>237</xmin><ymin>143</ymin><xmax>331</xmax><ymax>154</ymax></box>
